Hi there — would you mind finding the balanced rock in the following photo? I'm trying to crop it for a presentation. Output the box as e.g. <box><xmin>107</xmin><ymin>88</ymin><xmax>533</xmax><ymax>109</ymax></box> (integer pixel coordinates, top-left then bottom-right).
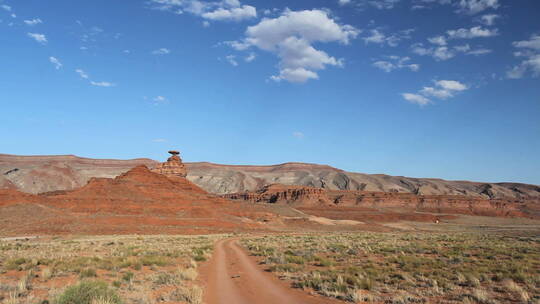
<box><xmin>151</xmin><ymin>150</ymin><xmax>187</xmax><ymax>178</ymax></box>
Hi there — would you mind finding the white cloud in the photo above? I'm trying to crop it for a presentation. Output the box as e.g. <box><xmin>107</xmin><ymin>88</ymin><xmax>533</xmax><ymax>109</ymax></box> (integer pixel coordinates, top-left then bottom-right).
<box><xmin>363</xmin><ymin>28</ymin><xmax>413</xmax><ymax>47</ymax></box>
<box><xmin>436</xmin><ymin>79</ymin><xmax>468</xmax><ymax>91</ymax></box>
<box><xmin>402</xmin><ymin>93</ymin><xmax>430</xmax><ymax>106</ymax></box>
<box><xmin>372</xmin><ymin>56</ymin><xmax>419</xmax><ymax>72</ymax></box>
<box><xmin>508</xmin><ymin>34</ymin><xmax>540</xmax><ymax>79</ymax></box>
<box><xmin>467</xmin><ymin>48</ymin><xmax>492</xmax><ymax>55</ymax></box>
<box><xmin>90</xmin><ymin>81</ymin><xmax>115</xmax><ymax>87</ymax></box>
<box><xmin>479</xmin><ymin>14</ymin><xmax>499</xmax><ymax>26</ymax></box>
<box><xmin>292</xmin><ymin>131</ymin><xmax>305</xmax><ymax>139</ymax></box>
<box><xmin>457</xmin><ymin>0</ymin><xmax>499</xmax><ymax>15</ymax></box>
<box><xmin>1</xmin><ymin>4</ymin><xmax>11</xmax><ymax>12</ymax></box>
<box><xmin>230</xmin><ymin>9</ymin><xmax>358</xmax><ymax>83</ymax></box>
<box><xmin>202</xmin><ymin>5</ymin><xmax>256</xmax><ymax>21</ymax></box>
<box><xmin>447</xmin><ymin>26</ymin><xmax>498</xmax><ymax>39</ymax></box>
<box><xmin>150</xmin><ymin>0</ymin><xmax>257</xmax><ymax>22</ymax></box>
<box><xmin>245</xmin><ymin>52</ymin><xmax>256</xmax><ymax>62</ymax></box>
<box><xmin>420</xmin><ymin>86</ymin><xmax>453</xmax><ymax>99</ymax></box>
<box><xmin>75</xmin><ymin>69</ymin><xmax>89</xmax><ymax>79</ymax></box>
<box><xmin>152</xmin><ymin>48</ymin><xmax>171</xmax><ymax>55</ymax></box>
<box><xmin>363</xmin><ymin>29</ymin><xmax>385</xmax><ymax>44</ymax></box>
<box><xmin>24</xmin><ymin>18</ymin><xmax>42</xmax><ymax>26</ymax></box>
<box><xmin>403</xmin><ymin>80</ymin><xmax>468</xmax><ymax>106</ymax></box>
<box><xmin>361</xmin><ymin>0</ymin><xmax>401</xmax><ymax>10</ymax></box>
<box><xmin>338</xmin><ymin>0</ymin><xmax>352</xmax><ymax>6</ymax></box>
<box><xmin>49</xmin><ymin>57</ymin><xmax>62</xmax><ymax>70</ymax></box>
<box><xmin>412</xmin><ymin>41</ymin><xmax>490</xmax><ymax>61</ymax></box>
<box><xmin>513</xmin><ymin>34</ymin><xmax>540</xmax><ymax>51</ymax></box>
<box><xmin>225</xmin><ymin>54</ymin><xmax>238</xmax><ymax>66</ymax></box>
<box><xmin>27</xmin><ymin>33</ymin><xmax>47</xmax><ymax>44</ymax></box>
<box><xmin>152</xmin><ymin>96</ymin><xmax>169</xmax><ymax>104</ymax></box>
<box><xmin>428</xmin><ymin>35</ymin><xmax>447</xmax><ymax>46</ymax></box>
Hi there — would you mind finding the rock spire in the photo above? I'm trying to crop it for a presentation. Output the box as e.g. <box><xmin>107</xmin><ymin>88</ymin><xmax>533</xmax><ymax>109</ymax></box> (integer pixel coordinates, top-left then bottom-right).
<box><xmin>152</xmin><ymin>150</ymin><xmax>187</xmax><ymax>178</ymax></box>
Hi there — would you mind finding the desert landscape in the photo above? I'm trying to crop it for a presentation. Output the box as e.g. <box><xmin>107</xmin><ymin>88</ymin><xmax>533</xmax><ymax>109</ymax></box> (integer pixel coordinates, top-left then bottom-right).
<box><xmin>2</xmin><ymin>0</ymin><xmax>540</xmax><ymax>302</ymax></box>
<box><xmin>0</xmin><ymin>151</ymin><xmax>539</xmax><ymax>304</ymax></box>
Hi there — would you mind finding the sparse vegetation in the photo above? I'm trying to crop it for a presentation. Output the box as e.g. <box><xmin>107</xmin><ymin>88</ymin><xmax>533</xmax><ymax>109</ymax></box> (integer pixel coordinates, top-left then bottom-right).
<box><xmin>242</xmin><ymin>233</ymin><xmax>540</xmax><ymax>303</ymax></box>
<box><xmin>0</xmin><ymin>235</ymin><xmax>225</xmax><ymax>304</ymax></box>
<box><xmin>55</xmin><ymin>281</ymin><xmax>121</xmax><ymax>304</ymax></box>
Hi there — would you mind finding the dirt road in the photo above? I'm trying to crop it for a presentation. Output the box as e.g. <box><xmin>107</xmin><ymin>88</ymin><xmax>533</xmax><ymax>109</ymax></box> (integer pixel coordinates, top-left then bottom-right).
<box><xmin>201</xmin><ymin>238</ymin><xmax>339</xmax><ymax>304</ymax></box>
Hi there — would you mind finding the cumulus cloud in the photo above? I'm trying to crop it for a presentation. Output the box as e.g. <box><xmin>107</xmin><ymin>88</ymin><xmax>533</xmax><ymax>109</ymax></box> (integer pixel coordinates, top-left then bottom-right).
<box><xmin>479</xmin><ymin>14</ymin><xmax>499</xmax><ymax>26</ymax></box>
<box><xmin>428</xmin><ymin>35</ymin><xmax>447</xmax><ymax>46</ymax></box>
<box><xmin>402</xmin><ymin>93</ymin><xmax>430</xmax><ymax>106</ymax></box>
<box><xmin>372</xmin><ymin>56</ymin><xmax>419</xmax><ymax>72</ymax></box>
<box><xmin>227</xmin><ymin>9</ymin><xmax>359</xmax><ymax>83</ymax></box>
<box><xmin>24</xmin><ymin>18</ymin><xmax>42</xmax><ymax>26</ymax></box>
<box><xmin>507</xmin><ymin>34</ymin><xmax>540</xmax><ymax>79</ymax></box>
<box><xmin>457</xmin><ymin>0</ymin><xmax>499</xmax><ymax>15</ymax></box>
<box><xmin>447</xmin><ymin>26</ymin><xmax>498</xmax><ymax>39</ymax></box>
<box><xmin>152</xmin><ymin>48</ymin><xmax>171</xmax><ymax>55</ymax></box>
<box><xmin>149</xmin><ymin>0</ymin><xmax>256</xmax><ymax>22</ymax></box>
<box><xmin>27</xmin><ymin>33</ymin><xmax>47</xmax><ymax>44</ymax></box>
<box><xmin>49</xmin><ymin>57</ymin><xmax>62</xmax><ymax>70</ymax></box>
<box><xmin>403</xmin><ymin>79</ymin><xmax>468</xmax><ymax>106</ymax></box>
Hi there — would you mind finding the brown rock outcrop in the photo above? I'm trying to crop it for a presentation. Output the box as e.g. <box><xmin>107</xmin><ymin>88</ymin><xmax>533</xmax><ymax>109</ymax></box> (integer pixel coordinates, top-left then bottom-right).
<box><xmin>151</xmin><ymin>150</ymin><xmax>187</xmax><ymax>178</ymax></box>
<box><xmin>224</xmin><ymin>184</ymin><xmax>540</xmax><ymax>219</ymax></box>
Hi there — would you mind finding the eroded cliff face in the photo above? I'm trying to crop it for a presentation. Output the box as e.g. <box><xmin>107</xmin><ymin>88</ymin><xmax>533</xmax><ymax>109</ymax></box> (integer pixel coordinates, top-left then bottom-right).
<box><xmin>1</xmin><ymin>154</ymin><xmax>539</xmax><ymax>202</ymax></box>
<box><xmin>224</xmin><ymin>184</ymin><xmax>539</xmax><ymax>219</ymax></box>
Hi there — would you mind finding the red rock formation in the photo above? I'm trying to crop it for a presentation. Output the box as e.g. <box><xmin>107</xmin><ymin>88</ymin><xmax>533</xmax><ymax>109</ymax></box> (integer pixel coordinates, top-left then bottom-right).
<box><xmin>151</xmin><ymin>150</ymin><xmax>187</xmax><ymax>178</ymax></box>
<box><xmin>224</xmin><ymin>184</ymin><xmax>539</xmax><ymax>219</ymax></box>
<box><xmin>224</xmin><ymin>184</ymin><xmax>332</xmax><ymax>206</ymax></box>
<box><xmin>0</xmin><ymin>166</ymin><xmax>276</xmax><ymax>235</ymax></box>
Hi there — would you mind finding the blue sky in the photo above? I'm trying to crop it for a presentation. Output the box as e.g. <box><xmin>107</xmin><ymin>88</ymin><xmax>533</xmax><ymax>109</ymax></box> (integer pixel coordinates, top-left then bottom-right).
<box><xmin>1</xmin><ymin>0</ymin><xmax>539</xmax><ymax>184</ymax></box>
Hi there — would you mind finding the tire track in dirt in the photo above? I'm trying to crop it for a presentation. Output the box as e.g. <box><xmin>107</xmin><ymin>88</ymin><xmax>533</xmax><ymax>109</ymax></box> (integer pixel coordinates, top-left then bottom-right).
<box><xmin>202</xmin><ymin>238</ymin><xmax>339</xmax><ymax>304</ymax></box>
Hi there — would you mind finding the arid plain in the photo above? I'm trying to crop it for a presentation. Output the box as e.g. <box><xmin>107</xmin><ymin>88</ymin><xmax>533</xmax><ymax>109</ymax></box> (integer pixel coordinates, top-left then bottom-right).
<box><xmin>0</xmin><ymin>152</ymin><xmax>539</xmax><ymax>304</ymax></box>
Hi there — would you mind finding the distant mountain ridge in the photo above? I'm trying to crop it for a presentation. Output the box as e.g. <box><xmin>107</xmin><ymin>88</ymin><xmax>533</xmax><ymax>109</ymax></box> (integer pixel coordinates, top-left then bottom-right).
<box><xmin>0</xmin><ymin>153</ymin><xmax>539</xmax><ymax>200</ymax></box>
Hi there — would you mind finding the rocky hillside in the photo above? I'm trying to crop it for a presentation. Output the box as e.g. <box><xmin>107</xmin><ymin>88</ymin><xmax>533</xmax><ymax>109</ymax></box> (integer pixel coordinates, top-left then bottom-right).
<box><xmin>223</xmin><ymin>184</ymin><xmax>540</xmax><ymax>219</ymax></box>
<box><xmin>1</xmin><ymin>154</ymin><xmax>539</xmax><ymax>200</ymax></box>
<box><xmin>0</xmin><ymin>165</ymin><xmax>278</xmax><ymax>235</ymax></box>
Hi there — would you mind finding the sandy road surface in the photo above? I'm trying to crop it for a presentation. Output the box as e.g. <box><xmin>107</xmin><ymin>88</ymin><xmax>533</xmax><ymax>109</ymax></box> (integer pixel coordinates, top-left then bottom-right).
<box><xmin>201</xmin><ymin>238</ymin><xmax>339</xmax><ymax>304</ymax></box>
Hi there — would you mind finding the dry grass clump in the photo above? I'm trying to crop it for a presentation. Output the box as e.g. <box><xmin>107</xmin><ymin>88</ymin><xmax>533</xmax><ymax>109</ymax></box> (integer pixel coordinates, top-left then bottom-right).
<box><xmin>242</xmin><ymin>232</ymin><xmax>540</xmax><ymax>303</ymax></box>
<box><xmin>0</xmin><ymin>234</ymin><xmax>226</xmax><ymax>304</ymax></box>
<box><xmin>169</xmin><ymin>286</ymin><xmax>203</xmax><ymax>304</ymax></box>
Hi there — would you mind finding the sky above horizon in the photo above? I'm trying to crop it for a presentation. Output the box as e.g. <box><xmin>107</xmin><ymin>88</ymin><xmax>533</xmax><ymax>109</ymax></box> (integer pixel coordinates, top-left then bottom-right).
<box><xmin>1</xmin><ymin>0</ymin><xmax>539</xmax><ymax>184</ymax></box>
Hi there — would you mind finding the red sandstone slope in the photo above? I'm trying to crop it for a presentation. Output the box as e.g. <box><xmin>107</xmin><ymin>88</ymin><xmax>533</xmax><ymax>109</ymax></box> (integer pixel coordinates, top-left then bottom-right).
<box><xmin>0</xmin><ymin>166</ymin><xmax>276</xmax><ymax>235</ymax></box>
<box><xmin>224</xmin><ymin>184</ymin><xmax>539</xmax><ymax>219</ymax></box>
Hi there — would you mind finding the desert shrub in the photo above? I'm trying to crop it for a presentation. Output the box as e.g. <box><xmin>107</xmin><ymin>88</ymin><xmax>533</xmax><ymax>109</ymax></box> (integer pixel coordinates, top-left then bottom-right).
<box><xmin>79</xmin><ymin>268</ymin><xmax>97</xmax><ymax>279</ymax></box>
<box><xmin>55</xmin><ymin>281</ymin><xmax>122</xmax><ymax>304</ymax></box>
<box><xmin>178</xmin><ymin>267</ymin><xmax>198</xmax><ymax>281</ymax></box>
<box><xmin>121</xmin><ymin>271</ymin><xmax>134</xmax><ymax>282</ymax></box>
<box><xmin>140</xmin><ymin>255</ymin><xmax>168</xmax><ymax>266</ymax></box>
<box><xmin>153</xmin><ymin>272</ymin><xmax>178</xmax><ymax>285</ymax></box>
<box><xmin>170</xmin><ymin>286</ymin><xmax>203</xmax><ymax>304</ymax></box>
